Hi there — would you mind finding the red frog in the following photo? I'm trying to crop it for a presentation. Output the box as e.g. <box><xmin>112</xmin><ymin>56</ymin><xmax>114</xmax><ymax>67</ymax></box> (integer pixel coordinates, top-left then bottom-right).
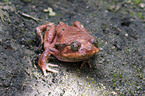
<box><xmin>36</xmin><ymin>21</ymin><xmax>100</xmax><ymax>76</ymax></box>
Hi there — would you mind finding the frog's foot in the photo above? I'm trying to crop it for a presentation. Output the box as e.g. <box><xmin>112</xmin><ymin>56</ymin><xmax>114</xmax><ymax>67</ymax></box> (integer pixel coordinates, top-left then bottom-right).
<box><xmin>80</xmin><ymin>59</ymin><xmax>92</xmax><ymax>69</ymax></box>
<box><xmin>42</xmin><ymin>63</ymin><xmax>58</xmax><ymax>76</ymax></box>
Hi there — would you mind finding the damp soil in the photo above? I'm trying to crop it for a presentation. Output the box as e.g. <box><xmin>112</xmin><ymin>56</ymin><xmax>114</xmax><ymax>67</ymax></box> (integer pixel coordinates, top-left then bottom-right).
<box><xmin>0</xmin><ymin>0</ymin><xmax>145</xmax><ymax>96</ymax></box>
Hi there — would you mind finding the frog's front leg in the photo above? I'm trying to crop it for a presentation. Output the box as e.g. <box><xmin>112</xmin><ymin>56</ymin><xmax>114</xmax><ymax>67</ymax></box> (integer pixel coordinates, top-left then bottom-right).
<box><xmin>80</xmin><ymin>60</ymin><xmax>92</xmax><ymax>69</ymax></box>
<box><xmin>36</xmin><ymin>23</ymin><xmax>58</xmax><ymax>76</ymax></box>
<box><xmin>39</xmin><ymin>49</ymin><xmax>58</xmax><ymax>76</ymax></box>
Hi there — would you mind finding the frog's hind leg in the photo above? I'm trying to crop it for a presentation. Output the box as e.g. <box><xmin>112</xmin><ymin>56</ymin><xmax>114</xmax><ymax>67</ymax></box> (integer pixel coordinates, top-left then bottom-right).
<box><xmin>44</xmin><ymin>23</ymin><xmax>56</xmax><ymax>49</ymax></box>
<box><xmin>36</xmin><ymin>23</ymin><xmax>56</xmax><ymax>46</ymax></box>
<box><xmin>36</xmin><ymin>23</ymin><xmax>48</xmax><ymax>45</ymax></box>
<box><xmin>74</xmin><ymin>21</ymin><xmax>96</xmax><ymax>44</ymax></box>
<box><xmin>36</xmin><ymin>23</ymin><xmax>58</xmax><ymax>76</ymax></box>
<box><xmin>74</xmin><ymin>21</ymin><xmax>89</xmax><ymax>34</ymax></box>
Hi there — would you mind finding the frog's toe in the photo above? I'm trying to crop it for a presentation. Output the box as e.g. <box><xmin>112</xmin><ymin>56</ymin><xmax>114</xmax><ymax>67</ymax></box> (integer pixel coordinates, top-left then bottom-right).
<box><xmin>47</xmin><ymin>63</ymin><xmax>58</xmax><ymax>67</ymax></box>
<box><xmin>41</xmin><ymin>67</ymin><xmax>48</xmax><ymax>76</ymax></box>
<box><xmin>41</xmin><ymin>64</ymin><xmax>58</xmax><ymax>76</ymax></box>
<box><xmin>46</xmin><ymin>66</ymin><xmax>58</xmax><ymax>73</ymax></box>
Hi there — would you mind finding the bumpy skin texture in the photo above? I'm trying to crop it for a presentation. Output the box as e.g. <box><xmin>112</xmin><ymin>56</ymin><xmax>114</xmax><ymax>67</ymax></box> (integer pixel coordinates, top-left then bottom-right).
<box><xmin>36</xmin><ymin>21</ymin><xmax>100</xmax><ymax>76</ymax></box>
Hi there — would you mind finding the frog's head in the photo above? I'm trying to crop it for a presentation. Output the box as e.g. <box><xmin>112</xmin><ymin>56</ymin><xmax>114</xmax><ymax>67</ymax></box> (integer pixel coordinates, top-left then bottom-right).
<box><xmin>59</xmin><ymin>39</ymin><xmax>100</xmax><ymax>61</ymax></box>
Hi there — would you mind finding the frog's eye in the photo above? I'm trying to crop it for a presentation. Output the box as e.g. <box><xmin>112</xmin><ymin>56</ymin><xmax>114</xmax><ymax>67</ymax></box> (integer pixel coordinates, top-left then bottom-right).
<box><xmin>70</xmin><ymin>41</ymin><xmax>81</xmax><ymax>51</ymax></box>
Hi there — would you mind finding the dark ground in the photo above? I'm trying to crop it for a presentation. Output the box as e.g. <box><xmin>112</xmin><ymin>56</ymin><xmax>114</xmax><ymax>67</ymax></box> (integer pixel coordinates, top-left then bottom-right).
<box><xmin>0</xmin><ymin>0</ymin><xmax>145</xmax><ymax>96</ymax></box>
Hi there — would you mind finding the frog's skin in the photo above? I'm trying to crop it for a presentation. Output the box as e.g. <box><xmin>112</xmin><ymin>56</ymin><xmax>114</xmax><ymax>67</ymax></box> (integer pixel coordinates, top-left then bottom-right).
<box><xmin>36</xmin><ymin>21</ymin><xmax>100</xmax><ymax>76</ymax></box>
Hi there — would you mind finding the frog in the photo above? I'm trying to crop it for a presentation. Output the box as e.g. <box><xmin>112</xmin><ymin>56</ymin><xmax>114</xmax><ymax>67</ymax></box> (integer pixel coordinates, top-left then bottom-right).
<box><xmin>36</xmin><ymin>21</ymin><xmax>100</xmax><ymax>76</ymax></box>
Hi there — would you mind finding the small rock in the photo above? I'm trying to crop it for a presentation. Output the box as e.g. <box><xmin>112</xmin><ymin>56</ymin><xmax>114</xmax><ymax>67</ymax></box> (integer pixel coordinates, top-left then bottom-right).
<box><xmin>139</xmin><ymin>3</ymin><xmax>145</xmax><ymax>8</ymax></box>
<box><xmin>0</xmin><ymin>38</ymin><xmax>2</xmax><ymax>42</ymax></box>
<box><xmin>43</xmin><ymin>7</ymin><xmax>56</xmax><ymax>16</ymax></box>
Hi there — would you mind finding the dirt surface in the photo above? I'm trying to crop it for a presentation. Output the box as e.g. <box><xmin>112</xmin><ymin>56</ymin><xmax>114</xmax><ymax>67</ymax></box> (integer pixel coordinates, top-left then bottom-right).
<box><xmin>0</xmin><ymin>0</ymin><xmax>145</xmax><ymax>96</ymax></box>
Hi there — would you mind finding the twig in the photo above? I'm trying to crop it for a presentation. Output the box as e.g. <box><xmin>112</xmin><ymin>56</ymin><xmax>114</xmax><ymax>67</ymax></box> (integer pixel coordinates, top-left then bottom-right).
<box><xmin>18</xmin><ymin>11</ymin><xmax>42</xmax><ymax>22</ymax></box>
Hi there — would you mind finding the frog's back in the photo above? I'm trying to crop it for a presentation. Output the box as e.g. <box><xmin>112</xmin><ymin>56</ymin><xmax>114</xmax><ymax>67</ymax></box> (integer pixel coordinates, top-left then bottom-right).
<box><xmin>56</xmin><ymin>23</ymin><xmax>93</xmax><ymax>44</ymax></box>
